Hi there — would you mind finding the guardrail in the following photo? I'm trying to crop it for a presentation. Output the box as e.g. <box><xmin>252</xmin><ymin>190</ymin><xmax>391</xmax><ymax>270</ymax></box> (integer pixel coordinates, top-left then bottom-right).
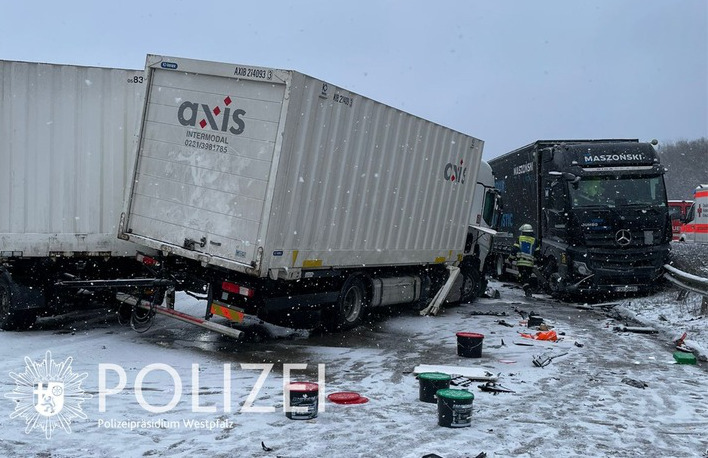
<box><xmin>663</xmin><ymin>264</ymin><xmax>708</xmax><ymax>298</ymax></box>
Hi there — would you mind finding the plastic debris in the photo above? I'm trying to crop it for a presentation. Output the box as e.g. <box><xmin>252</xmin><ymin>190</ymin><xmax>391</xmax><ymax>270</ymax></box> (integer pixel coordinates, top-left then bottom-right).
<box><xmin>520</xmin><ymin>329</ymin><xmax>558</xmax><ymax>342</ymax></box>
<box><xmin>532</xmin><ymin>352</ymin><xmax>568</xmax><ymax>368</ymax></box>
<box><xmin>478</xmin><ymin>382</ymin><xmax>515</xmax><ymax>394</ymax></box>
<box><xmin>621</xmin><ymin>377</ymin><xmax>648</xmax><ymax>389</ymax></box>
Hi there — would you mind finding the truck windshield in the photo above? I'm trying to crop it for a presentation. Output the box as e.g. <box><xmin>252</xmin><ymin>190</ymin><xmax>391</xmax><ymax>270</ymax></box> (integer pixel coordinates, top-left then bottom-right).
<box><xmin>569</xmin><ymin>176</ymin><xmax>666</xmax><ymax>208</ymax></box>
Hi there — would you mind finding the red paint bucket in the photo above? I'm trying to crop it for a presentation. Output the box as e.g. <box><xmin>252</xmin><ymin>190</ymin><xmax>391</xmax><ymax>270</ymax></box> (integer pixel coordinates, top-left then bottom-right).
<box><xmin>285</xmin><ymin>382</ymin><xmax>319</xmax><ymax>420</ymax></box>
<box><xmin>456</xmin><ymin>332</ymin><xmax>484</xmax><ymax>358</ymax></box>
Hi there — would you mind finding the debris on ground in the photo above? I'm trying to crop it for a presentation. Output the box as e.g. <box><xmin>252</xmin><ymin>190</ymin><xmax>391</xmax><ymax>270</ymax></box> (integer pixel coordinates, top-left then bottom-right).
<box><xmin>527</xmin><ymin>313</ymin><xmax>543</xmax><ymax>327</ymax></box>
<box><xmin>470</xmin><ymin>310</ymin><xmax>508</xmax><ymax>317</ymax></box>
<box><xmin>613</xmin><ymin>325</ymin><xmax>659</xmax><ymax>334</ymax></box>
<box><xmin>520</xmin><ymin>329</ymin><xmax>558</xmax><ymax>342</ymax></box>
<box><xmin>450</xmin><ymin>375</ymin><xmax>473</xmax><ymax>387</ymax></box>
<box><xmin>497</xmin><ymin>319</ymin><xmax>515</xmax><ymax>327</ymax></box>
<box><xmin>477</xmin><ymin>382</ymin><xmax>515</xmax><ymax>394</ymax></box>
<box><xmin>622</xmin><ymin>377</ymin><xmax>648</xmax><ymax>389</ymax></box>
<box><xmin>673</xmin><ymin>351</ymin><xmax>698</xmax><ymax>365</ymax></box>
<box><xmin>532</xmin><ymin>352</ymin><xmax>568</xmax><ymax>368</ymax></box>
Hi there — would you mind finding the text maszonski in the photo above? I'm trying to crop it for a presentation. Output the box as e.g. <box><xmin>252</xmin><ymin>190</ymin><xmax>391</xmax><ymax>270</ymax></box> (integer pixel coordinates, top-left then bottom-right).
<box><xmin>583</xmin><ymin>154</ymin><xmax>644</xmax><ymax>163</ymax></box>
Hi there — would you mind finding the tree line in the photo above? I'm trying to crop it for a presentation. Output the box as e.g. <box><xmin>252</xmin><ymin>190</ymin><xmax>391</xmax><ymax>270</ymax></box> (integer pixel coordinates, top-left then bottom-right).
<box><xmin>656</xmin><ymin>138</ymin><xmax>708</xmax><ymax>201</ymax></box>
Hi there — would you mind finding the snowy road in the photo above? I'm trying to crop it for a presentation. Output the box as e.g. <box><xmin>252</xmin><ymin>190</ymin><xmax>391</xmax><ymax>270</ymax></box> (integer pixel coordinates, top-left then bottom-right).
<box><xmin>0</xmin><ymin>278</ymin><xmax>706</xmax><ymax>457</ymax></box>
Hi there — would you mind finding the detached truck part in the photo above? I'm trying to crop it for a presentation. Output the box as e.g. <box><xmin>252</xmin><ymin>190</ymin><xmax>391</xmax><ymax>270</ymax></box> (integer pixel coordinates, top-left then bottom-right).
<box><xmin>119</xmin><ymin>54</ymin><xmax>487</xmax><ymax>331</ymax></box>
<box><xmin>0</xmin><ymin>60</ymin><xmax>151</xmax><ymax>330</ymax></box>
<box><xmin>490</xmin><ymin>139</ymin><xmax>671</xmax><ymax>296</ymax></box>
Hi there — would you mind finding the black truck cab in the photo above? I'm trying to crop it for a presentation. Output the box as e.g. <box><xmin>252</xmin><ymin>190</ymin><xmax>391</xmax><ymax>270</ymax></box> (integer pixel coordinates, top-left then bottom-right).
<box><xmin>491</xmin><ymin>140</ymin><xmax>671</xmax><ymax>297</ymax></box>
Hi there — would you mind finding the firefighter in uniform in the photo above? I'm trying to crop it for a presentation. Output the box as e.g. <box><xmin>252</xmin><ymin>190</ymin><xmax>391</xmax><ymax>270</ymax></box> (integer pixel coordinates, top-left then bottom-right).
<box><xmin>513</xmin><ymin>224</ymin><xmax>540</xmax><ymax>297</ymax></box>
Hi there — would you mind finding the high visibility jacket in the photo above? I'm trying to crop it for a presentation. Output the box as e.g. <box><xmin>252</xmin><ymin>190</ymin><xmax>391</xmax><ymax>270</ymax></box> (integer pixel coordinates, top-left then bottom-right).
<box><xmin>514</xmin><ymin>235</ymin><xmax>538</xmax><ymax>267</ymax></box>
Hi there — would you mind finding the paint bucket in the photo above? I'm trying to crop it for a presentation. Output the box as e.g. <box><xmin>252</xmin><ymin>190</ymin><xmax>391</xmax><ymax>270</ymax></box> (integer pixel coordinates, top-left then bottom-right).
<box><xmin>418</xmin><ymin>372</ymin><xmax>451</xmax><ymax>403</ymax></box>
<box><xmin>285</xmin><ymin>382</ymin><xmax>319</xmax><ymax>420</ymax></box>
<box><xmin>456</xmin><ymin>332</ymin><xmax>484</xmax><ymax>358</ymax></box>
<box><xmin>436</xmin><ymin>388</ymin><xmax>474</xmax><ymax>428</ymax></box>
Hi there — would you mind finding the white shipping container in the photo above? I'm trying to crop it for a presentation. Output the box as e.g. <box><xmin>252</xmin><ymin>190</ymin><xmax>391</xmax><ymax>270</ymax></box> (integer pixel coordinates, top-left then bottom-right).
<box><xmin>121</xmin><ymin>55</ymin><xmax>484</xmax><ymax>278</ymax></box>
<box><xmin>0</xmin><ymin>60</ymin><xmax>145</xmax><ymax>257</ymax></box>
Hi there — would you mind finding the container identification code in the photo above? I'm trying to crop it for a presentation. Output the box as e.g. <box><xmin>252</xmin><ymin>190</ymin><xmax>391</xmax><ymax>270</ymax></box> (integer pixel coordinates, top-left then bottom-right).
<box><xmin>233</xmin><ymin>67</ymin><xmax>273</xmax><ymax>80</ymax></box>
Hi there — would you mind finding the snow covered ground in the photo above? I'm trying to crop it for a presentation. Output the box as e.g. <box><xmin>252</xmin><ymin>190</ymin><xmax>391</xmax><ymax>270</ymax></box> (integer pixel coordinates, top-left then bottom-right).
<box><xmin>0</xmin><ymin>246</ymin><xmax>706</xmax><ymax>457</ymax></box>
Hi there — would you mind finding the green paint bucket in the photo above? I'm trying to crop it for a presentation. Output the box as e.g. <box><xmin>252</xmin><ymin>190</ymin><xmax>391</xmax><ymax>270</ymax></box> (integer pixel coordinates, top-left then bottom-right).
<box><xmin>436</xmin><ymin>388</ymin><xmax>474</xmax><ymax>428</ymax></box>
<box><xmin>418</xmin><ymin>372</ymin><xmax>451</xmax><ymax>403</ymax></box>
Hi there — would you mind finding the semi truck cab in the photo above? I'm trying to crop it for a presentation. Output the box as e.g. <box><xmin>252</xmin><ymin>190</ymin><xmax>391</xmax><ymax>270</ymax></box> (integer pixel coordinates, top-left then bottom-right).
<box><xmin>491</xmin><ymin>140</ymin><xmax>672</xmax><ymax>297</ymax></box>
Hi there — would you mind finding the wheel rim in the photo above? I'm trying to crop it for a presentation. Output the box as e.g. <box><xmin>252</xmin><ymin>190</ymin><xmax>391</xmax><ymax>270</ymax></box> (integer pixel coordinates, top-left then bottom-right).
<box><xmin>461</xmin><ymin>271</ymin><xmax>479</xmax><ymax>300</ymax></box>
<box><xmin>342</xmin><ymin>286</ymin><xmax>363</xmax><ymax>323</ymax></box>
<box><xmin>496</xmin><ymin>255</ymin><xmax>504</xmax><ymax>277</ymax></box>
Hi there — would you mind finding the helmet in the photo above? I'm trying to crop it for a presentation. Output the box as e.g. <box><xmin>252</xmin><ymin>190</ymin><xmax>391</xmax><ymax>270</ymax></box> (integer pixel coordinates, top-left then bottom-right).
<box><xmin>519</xmin><ymin>224</ymin><xmax>534</xmax><ymax>233</ymax></box>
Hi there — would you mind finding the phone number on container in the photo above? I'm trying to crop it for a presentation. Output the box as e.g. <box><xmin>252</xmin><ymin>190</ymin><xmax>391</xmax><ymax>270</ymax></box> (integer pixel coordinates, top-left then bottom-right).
<box><xmin>185</xmin><ymin>139</ymin><xmax>228</xmax><ymax>153</ymax></box>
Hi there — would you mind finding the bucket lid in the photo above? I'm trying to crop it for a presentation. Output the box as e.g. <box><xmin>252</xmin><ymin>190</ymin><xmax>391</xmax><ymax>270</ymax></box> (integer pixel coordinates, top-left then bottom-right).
<box><xmin>418</xmin><ymin>372</ymin><xmax>452</xmax><ymax>382</ymax></box>
<box><xmin>457</xmin><ymin>332</ymin><xmax>484</xmax><ymax>339</ymax></box>
<box><xmin>287</xmin><ymin>382</ymin><xmax>319</xmax><ymax>392</ymax></box>
<box><xmin>327</xmin><ymin>391</ymin><xmax>369</xmax><ymax>404</ymax></box>
<box><xmin>436</xmin><ymin>388</ymin><xmax>474</xmax><ymax>401</ymax></box>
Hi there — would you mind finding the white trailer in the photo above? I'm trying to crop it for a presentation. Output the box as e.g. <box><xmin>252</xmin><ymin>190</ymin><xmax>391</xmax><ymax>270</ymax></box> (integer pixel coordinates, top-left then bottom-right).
<box><xmin>0</xmin><ymin>60</ymin><xmax>149</xmax><ymax>329</ymax></box>
<box><xmin>119</xmin><ymin>55</ymin><xmax>488</xmax><ymax>330</ymax></box>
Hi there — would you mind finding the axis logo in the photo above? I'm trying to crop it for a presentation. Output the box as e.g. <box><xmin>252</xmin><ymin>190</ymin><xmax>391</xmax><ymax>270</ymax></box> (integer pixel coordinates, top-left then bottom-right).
<box><xmin>5</xmin><ymin>351</ymin><xmax>92</xmax><ymax>439</ymax></box>
<box><xmin>444</xmin><ymin>159</ymin><xmax>467</xmax><ymax>184</ymax></box>
<box><xmin>178</xmin><ymin>96</ymin><xmax>246</xmax><ymax>135</ymax></box>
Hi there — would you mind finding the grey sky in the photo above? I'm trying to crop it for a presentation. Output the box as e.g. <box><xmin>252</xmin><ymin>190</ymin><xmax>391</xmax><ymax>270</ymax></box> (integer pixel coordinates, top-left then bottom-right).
<box><xmin>2</xmin><ymin>0</ymin><xmax>706</xmax><ymax>159</ymax></box>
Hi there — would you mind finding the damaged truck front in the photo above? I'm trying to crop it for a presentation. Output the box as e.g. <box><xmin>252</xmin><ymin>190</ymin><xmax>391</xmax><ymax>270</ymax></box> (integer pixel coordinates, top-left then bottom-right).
<box><xmin>490</xmin><ymin>139</ymin><xmax>671</xmax><ymax>297</ymax></box>
<box><xmin>118</xmin><ymin>55</ymin><xmax>493</xmax><ymax>331</ymax></box>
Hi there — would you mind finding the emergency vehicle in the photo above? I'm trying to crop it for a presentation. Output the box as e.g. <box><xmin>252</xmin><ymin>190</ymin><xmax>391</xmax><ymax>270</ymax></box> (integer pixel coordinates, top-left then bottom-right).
<box><xmin>679</xmin><ymin>185</ymin><xmax>708</xmax><ymax>243</ymax></box>
<box><xmin>669</xmin><ymin>200</ymin><xmax>693</xmax><ymax>241</ymax></box>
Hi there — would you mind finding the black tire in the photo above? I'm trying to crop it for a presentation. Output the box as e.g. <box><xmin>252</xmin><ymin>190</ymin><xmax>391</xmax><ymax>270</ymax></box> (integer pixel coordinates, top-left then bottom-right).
<box><xmin>323</xmin><ymin>276</ymin><xmax>367</xmax><ymax>332</ymax></box>
<box><xmin>0</xmin><ymin>281</ymin><xmax>36</xmax><ymax>331</ymax></box>
<box><xmin>459</xmin><ymin>267</ymin><xmax>482</xmax><ymax>303</ymax></box>
<box><xmin>544</xmin><ymin>260</ymin><xmax>567</xmax><ymax>298</ymax></box>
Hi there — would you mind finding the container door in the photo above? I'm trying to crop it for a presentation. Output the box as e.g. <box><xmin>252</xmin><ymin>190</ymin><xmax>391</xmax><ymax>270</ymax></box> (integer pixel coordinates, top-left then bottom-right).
<box><xmin>126</xmin><ymin>68</ymin><xmax>285</xmax><ymax>266</ymax></box>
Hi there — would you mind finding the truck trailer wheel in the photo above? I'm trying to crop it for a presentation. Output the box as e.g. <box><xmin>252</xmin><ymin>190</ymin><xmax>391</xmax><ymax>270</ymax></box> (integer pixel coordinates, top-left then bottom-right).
<box><xmin>323</xmin><ymin>276</ymin><xmax>367</xmax><ymax>332</ymax></box>
<box><xmin>0</xmin><ymin>281</ymin><xmax>36</xmax><ymax>331</ymax></box>
<box><xmin>459</xmin><ymin>267</ymin><xmax>482</xmax><ymax>303</ymax></box>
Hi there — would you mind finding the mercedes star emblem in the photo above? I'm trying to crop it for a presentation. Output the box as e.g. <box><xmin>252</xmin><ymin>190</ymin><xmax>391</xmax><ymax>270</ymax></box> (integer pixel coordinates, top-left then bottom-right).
<box><xmin>615</xmin><ymin>229</ymin><xmax>632</xmax><ymax>246</ymax></box>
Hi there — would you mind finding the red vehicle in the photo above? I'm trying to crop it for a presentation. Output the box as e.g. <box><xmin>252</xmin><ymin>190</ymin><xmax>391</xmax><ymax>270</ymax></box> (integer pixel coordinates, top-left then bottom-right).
<box><xmin>668</xmin><ymin>200</ymin><xmax>693</xmax><ymax>241</ymax></box>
